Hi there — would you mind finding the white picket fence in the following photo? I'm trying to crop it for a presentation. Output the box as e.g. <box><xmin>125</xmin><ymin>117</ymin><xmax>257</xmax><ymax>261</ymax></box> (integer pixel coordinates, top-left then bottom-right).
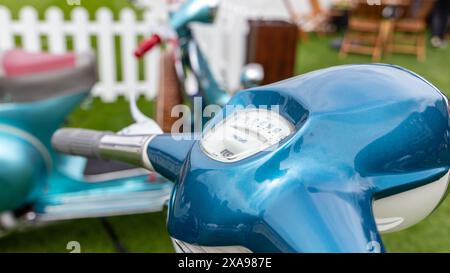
<box><xmin>0</xmin><ymin>5</ymin><xmax>167</xmax><ymax>102</ymax></box>
<box><xmin>0</xmin><ymin>1</ymin><xmax>331</xmax><ymax>102</ymax></box>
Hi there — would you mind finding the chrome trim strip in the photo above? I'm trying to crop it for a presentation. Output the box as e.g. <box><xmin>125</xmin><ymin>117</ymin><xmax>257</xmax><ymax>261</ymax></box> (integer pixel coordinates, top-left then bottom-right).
<box><xmin>142</xmin><ymin>134</ymin><xmax>156</xmax><ymax>171</ymax></box>
<box><xmin>98</xmin><ymin>134</ymin><xmax>155</xmax><ymax>171</ymax></box>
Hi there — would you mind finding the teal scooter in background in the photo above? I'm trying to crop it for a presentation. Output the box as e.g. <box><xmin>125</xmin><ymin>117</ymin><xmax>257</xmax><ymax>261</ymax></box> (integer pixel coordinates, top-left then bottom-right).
<box><xmin>133</xmin><ymin>0</ymin><xmax>264</xmax><ymax>132</ymax></box>
<box><xmin>0</xmin><ymin>0</ymin><xmax>260</xmax><ymax>242</ymax></box>
<box><xmin>0</xmin><ymin>49</ymin><xmax>172</xmax><ymax>238</ymax></box>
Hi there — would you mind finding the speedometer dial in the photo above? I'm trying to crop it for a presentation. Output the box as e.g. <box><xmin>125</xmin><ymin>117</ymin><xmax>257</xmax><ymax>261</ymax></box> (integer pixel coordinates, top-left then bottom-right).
<box><xmin>200</xmin><ymin>108</ymin><xmax>294</xmax><ymax>162</ymax></box>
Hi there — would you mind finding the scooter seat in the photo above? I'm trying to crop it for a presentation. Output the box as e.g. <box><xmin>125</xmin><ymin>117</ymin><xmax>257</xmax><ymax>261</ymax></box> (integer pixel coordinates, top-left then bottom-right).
<box><xmin>0</xmin><ymin>50</ymin><xmax>97</xmax><ymax>103</ymax></box>
<box><xmin>2</xmin><ymin>50</ymin><xmax>76</xmax><ymax>76</ymax></box>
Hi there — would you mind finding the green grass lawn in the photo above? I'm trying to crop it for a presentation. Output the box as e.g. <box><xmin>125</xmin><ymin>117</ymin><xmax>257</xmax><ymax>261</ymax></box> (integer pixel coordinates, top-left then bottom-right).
<box><xmin>1</xmin><ymin>1</ymin><xmax>450</xmax><ymax>252</ymax></box>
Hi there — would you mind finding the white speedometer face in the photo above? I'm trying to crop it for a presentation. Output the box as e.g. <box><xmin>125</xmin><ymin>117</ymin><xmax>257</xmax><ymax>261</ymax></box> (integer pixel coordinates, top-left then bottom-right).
<box><xmin>200</xmin><ymin>108</ymin><xmax>294</xmax><ymax>162</ymax></box>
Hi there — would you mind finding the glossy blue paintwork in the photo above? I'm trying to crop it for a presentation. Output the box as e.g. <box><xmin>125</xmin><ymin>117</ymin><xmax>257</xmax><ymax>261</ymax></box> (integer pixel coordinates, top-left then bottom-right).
<box><xmin>148</xmin><ymin>134</ymin><xmax>196</xmax><ymax>182</ymax></box>
<box><xmin>0</xmin><ymin>92</ymin><xmax>87</xmax><ymax>150</ymax></box>
<box><xmin>188</xmin><ymin>41</ymin><xmax>231</xmax><ymax>106</ymax></box>
<box><xmin>169</xmin><ymin>0</ymin><xmax>231</xmax><ymax>108</ymax></box>
<box><xmin>0</xmin><ymin>92</ymin><xmax>87</xmax><ymax>211</ymax></box>
<box><xmin>150</xmin><ymin>64</ymin><xmax>450</xmax><ymax>252</ymax></box>
<box><xmin>0</xmin><ymin>132</ymin><xmax>47</xmax><ymax>210</ymax></box>
<box><xmin>170</xmin><ymin>0</ymin><xmax>217</xmax><ymax>38</ymax></box>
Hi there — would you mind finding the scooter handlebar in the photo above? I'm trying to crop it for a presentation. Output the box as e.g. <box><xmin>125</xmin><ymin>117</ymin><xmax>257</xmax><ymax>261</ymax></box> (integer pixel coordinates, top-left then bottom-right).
<box><xmin>134</xmin><ymin>34</ymin><xmax>162</xmax><ymax>58</ymax></box>
<box><xmin>52</xmin><ymin>128</ymin><xmax>109</xmax><ymax>159</ymax></box>
<box><xmin>52</xmin><ymin>128</ymin><xmax>155</xmax><ymax>170</ymax></box>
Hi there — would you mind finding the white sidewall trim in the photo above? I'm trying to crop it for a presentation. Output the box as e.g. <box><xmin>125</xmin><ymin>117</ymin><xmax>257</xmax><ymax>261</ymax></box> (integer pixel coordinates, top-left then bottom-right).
<box><xmin>374</xmin><ymin>170</ymin><xmax>449</xmax><ymax>233</ymax></box>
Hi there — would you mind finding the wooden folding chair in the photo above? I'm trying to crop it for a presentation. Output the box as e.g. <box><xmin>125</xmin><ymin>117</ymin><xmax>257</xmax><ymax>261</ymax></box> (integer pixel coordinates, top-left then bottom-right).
<box><xmin>282</xmin><ymin>0</ymin><xmax>333</xmax><ymax>41</ymax></box>
<box><xmin>339</xmin><ymin>1</ymin><xmax>384</xmax><ymax>60</ymax></box>
<box><xmin>387</xmin><ymin>0</ymin><xmax>435</xmax><ymax>61</ymax></box>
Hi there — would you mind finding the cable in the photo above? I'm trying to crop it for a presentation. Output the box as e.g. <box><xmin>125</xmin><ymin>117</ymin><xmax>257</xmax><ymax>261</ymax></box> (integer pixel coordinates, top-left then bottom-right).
<box><xmin>99</xmin><ymin>217</ymin><xmax>128</xmax><ymax>253</ymax></box>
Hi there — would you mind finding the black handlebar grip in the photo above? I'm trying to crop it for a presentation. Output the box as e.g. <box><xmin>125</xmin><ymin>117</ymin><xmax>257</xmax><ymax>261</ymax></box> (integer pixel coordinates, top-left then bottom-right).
<box><xmin>52</xmin><ymin>128</ymin><xmax>110</xmax><ymax>158</ymax></box>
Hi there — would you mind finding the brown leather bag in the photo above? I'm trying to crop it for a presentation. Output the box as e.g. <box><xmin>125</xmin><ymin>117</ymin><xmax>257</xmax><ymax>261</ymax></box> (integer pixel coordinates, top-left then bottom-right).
<box><xmin>156</xmin><ymin>47</ymin><xmax>183</xmax><ymax>133</ymax></box>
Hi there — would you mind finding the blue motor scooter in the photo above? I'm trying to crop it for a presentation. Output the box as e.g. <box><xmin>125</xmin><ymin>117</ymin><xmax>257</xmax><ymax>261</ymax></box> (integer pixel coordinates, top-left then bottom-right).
<box><xmin>133</xmin><ymin>0</ymin><xmax>264</xmax><ymax>132</ymax></box>
<box><xmin>53</xmin><ymin>64</ymin><xmax>450</xmax><ymax>253</ymax></box>
<box><xmin>0</xmin><ymin>49</ymin><xmax>172</xmax><ymax>237</ymax></box>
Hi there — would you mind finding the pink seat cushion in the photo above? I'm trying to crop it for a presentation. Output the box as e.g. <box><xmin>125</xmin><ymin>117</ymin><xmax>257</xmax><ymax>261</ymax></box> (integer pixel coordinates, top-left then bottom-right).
<box><xmin>2</xmin><ymin>49</ymin><xmax>76</xmax><ymax>77</ymax></box>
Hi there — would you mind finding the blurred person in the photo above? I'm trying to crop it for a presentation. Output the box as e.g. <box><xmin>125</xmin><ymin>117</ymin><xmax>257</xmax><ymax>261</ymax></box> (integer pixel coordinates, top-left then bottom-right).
<box><xmin>430</xmin><ymin>0</ymin><xmax>450</xmax><ymax>48</ymax></box>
